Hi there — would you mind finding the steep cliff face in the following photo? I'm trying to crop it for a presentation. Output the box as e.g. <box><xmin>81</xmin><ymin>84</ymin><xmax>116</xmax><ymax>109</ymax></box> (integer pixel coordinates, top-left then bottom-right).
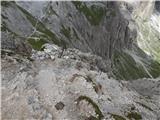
<box><xmin>111</xmin><ymin>1</ymin><xmax>160</xmax><ymax>80</ymax></box>
<box><xmin>132</xmin><ymin>1</ymin><xmax>160</xmax><ymax>63</ymax></box>
<box><xmin>2</xmin><ymin>1</ymin><xmax>136</xmax><ymax>59</ymax></box>
<box><xmin>1</xmin><ymin>1</ymin><xmax>160</xmax><ymax>80</ymax></box>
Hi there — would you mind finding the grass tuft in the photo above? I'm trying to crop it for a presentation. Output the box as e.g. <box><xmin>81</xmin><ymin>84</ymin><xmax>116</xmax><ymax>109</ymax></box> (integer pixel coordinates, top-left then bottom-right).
<box><xmin>76</xmin><ymin>95</ymin><xmax>104</xmax><ymax>120</ymax></box>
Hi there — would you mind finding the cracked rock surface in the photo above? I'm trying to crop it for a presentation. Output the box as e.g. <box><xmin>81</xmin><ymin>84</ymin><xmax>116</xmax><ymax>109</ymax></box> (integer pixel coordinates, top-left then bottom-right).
<box><xmin>2</xmin><ymin>44</ymin><xmax>160</xmax><ymax>120</ymax></box>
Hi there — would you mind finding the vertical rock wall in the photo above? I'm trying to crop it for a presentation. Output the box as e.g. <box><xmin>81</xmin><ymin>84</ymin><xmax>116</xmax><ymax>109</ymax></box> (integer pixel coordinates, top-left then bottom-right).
<box><xmin>1</xmin><ymin>1</ymin><xmax>137</xmax><ymax>60</ymax></box>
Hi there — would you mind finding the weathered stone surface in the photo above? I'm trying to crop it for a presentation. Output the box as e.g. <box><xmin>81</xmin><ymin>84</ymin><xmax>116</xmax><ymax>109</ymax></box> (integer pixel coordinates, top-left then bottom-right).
<box><xmin>1</xmin><ymin>47</ymin><xmax>160</xmax><ymax>119</ymax></box>
<box><xmin>1</xmin><ymin>1</ymin><xmax>160</xmax><ymax>119</ymax></box>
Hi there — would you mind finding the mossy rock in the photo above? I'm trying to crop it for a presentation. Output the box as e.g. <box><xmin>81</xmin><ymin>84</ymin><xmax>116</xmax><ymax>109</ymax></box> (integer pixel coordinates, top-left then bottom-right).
<box><xmin>1</xmin><ymin>1</ymin><xmax>15</xmax><ymax>7</ymax></box>
<box><xmin>28</xmin><ymin>37</ymin><xmax>47</xmax><ymax>50</ymax></box>
<box><xmin>72</xmin><ymin>1</ymin><xmax>106</xmax><ymax>26</ymax></box>
<box><xmin>110</xmin><ymin>113</ymin><xmax>126</xmax><ymax>120</ymax></box>
<box><xmin>60</xmin><ymin>25</ymin><xmax>71</xmax><ymax>39</ymax></box>
<box><xmin>112</xmin><ymin>50</ymin><xmax>150</xmax><ymax>80</ymax></box>
<box><xmin>16</xmin><ymin>3</ymin><xmax>67</xmax><ymax>49</ymax></box>
<box><xmin>126</xmin><ymin>112</ymin><xmax>142</xmax><ymax>120</ymax></box>
<box><xmin>84</xmin><ymin>75</ymin><xmax>102</xmax><ymax>94</ymax></box>
<box><xmin>76</xmin><ymin>96</ymin><xmax>104</xmax><ymax>120</ymax></box>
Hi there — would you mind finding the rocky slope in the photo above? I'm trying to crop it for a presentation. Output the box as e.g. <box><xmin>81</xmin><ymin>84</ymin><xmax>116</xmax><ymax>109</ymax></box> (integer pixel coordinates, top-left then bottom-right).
<box><xmin>2</xmin><ymin>44</ymin><xmax>160</xmax><ymax>120</ymax></box>
<box><xmin>1</xmin><ymin>1</ymin><xmax>160</xmax><ymax>120</ymax></box>
<box><xmin>2</xmin><ymin>1</ymin><xmax>160</xmax><ymax>80</ymax></box>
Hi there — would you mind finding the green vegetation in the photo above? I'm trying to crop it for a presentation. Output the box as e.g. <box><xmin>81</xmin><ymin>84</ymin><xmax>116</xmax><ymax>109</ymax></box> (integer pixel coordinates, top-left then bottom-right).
<box><xmin>76</xmin><ymin>96</ymin><xmax>104</xmax><ymax>120</ymax></box>
<box><xmin>60</xmin><ymin>25</ymin><xmax>71</xmax><ymax>39</ymax></box>
<box><xmin>15</xmin><ymin>3</ymin><xmax>67</xmax><ymax>49</ymax></box>
<box><xmin>85</xmin><ymin>75</ymin><xmax>102</xmax><ymax>93</ymax></box>
<box><xmin>112</xmin><ymin>50</ymin><xmax>160</xmax><ymax>80</ymax></box>
<box><xmin>110</xmin><ymin>114</ymin><xmax>126</xmax><ymax>120</ymax></box>
<box><xmin>17</xmin><ymin>4</ymin><xmax>58</xmax><ymax>43</ymax></box>
<box><xmin>134</xmin><ymin>46</ymin><xmax>160</xmax><ymax>78</ymax></box>
<box><xmin>126</xmin><ymin>112</ymin><xmax>142</xmax><ymax>120</ymax></box>
<box><xmin>135</xmin><ymin>16</ymin><xmax>160</xmax><ymax>63</ymax></box>
<box><xmin>60</xmin><ymin>25</ymin><xmax>80</xmax><ymax>42</ymax></box>
<box><xmin>69</xmin><ymin>74</ymin><xmax>102</xmax><ymax>93</ymax></box>
<box><xmin>148</xmin><ymin>60</ymin><xmax>160</xmax><ymax>78</ymax></box>
<box><xmin>15</xmin><ymin>3</ymin><xmax>70</xmax><ymax>50</ymax></box>
<box><xmin>72</xmin><ymin>1</ymin><xmax>106</xmax><ymax>26</ymax></box>
<box><xmin>1</xmin><ymin>1</ymin><xmax>15</xmax><ymax>7</ymax></box>
<box><xmin>112</xmin><ymin>50</ymin><xmax>150</xmax><ymax>80</ymax></box>
<box><xmin>28</xmin><ymin>37</ymin><xmax>47</xmax><ymax>50</ymax></box>
<box><xmin>86</xmin><ymin>116</ymin><xmax>99</xmax><ymax>120</ymax></box>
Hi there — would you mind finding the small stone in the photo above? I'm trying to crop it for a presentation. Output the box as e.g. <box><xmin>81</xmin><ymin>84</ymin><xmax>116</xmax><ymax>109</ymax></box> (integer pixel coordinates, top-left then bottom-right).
<box><xmin>44</xmin><ymin>48</ymin><xmax>52</xmax><ymax>53</ymax></box>
<box><xmin>55</xmin><ymin>102</ymin><xmax>65</xmax><ymax>110</ymax></box>
<box><xmin>50</xmin><ymin>55</ymin><xmax>55</xmax><ymax>60</ymax></box>
<box><xmin>130</xmin><ymin>104</ymin><xmax>136</xmax><ymax>111</ymax></box>
<box><xmin>64</xmin><ymin>56</ymin><xmax>69</xmax><ymax>59</ymax></box>
<box><xmin>28</xmin><ymin>96</ymin><xmax>35</xmax><ymax>104</ymax></box>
